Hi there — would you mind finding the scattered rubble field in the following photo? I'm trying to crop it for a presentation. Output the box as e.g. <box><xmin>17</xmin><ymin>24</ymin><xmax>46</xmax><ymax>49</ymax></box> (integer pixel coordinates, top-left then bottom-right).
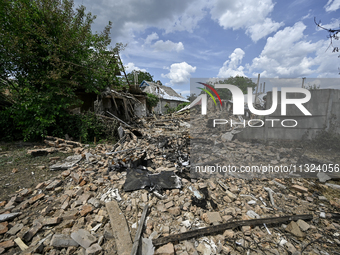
<box><xmin>1</xmin><ymin>113</ymin><xmax>340</xmax><ymax>255</ymax></box>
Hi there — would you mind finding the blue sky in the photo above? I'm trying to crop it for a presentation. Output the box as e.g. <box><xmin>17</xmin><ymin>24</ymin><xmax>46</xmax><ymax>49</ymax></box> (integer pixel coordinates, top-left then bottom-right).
<box><xmin>74</xmin><ymin>0</ymin><xmax>340</xmax><ymax>97</ymax></box>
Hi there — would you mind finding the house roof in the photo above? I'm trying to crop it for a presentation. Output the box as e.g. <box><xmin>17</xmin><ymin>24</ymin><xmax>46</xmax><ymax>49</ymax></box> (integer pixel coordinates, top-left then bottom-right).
<box><xmin>140</xmin><ymin>81</ymin><xmax>189</xmax><ymax>102</ymax></box>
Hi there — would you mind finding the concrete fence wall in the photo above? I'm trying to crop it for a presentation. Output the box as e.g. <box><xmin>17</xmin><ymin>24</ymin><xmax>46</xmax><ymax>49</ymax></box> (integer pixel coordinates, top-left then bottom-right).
<box><xmin>235</xmin><ymin>89</ymin><xmax>340</xmax><ymax>141</ymax></box>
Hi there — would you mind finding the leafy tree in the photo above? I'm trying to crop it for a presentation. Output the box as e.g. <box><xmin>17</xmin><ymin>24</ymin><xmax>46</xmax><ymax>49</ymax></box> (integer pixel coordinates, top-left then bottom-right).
<box><xmin>304</xmin><ymin>84</ymin><xmax>320</xmax><ymax>90</ymax></box>
<box><xmin>314</xmin><ymin>17</ymin><xmax>340</xmax><ymax>74</ymax></box>
<box><xmin>186</xmin><ymin>93</ymin><xmax>197</xmax><ymax>102</ymax></box>
<box><xmin>126</xmin><ymin>70</ymin><xmax>154</xmax><ymax>85</ymax></box>
<box><xmin>0</xmin><ymin>0</ymin><xmax>120</xmax><ymax>140</ymax></box>
<box><xmin>202</xmin><ymin>76</ymin><xmax>257</xmax><ymax>100</ymax></box>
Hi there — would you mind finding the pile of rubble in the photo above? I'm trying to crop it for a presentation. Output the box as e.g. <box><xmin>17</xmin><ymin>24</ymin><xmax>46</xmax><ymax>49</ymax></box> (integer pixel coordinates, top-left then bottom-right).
<box><xmin>27</xmin><ymin>137</ymin><xmax>84</xmax><ymax>157</ymax></box>
<box><xmin>1</xmin><ymin>112</ymin><xmax>340</xmax><ymax>255</ymax></box>
<box><xmin>190</xmin><ymin>110</ymin><xmax>339</xmax><ymax>180</ymax></box>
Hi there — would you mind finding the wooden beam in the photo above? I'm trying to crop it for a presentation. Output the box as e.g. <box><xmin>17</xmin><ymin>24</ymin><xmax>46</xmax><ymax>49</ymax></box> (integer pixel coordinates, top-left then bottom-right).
<box><xmin>130</xmin><ymin>204</ymin><xmax>149</xmax><ymax>255</ymax></box>
<box><xmin>152</xmin><ymin>214</ymin><xmax>313</xmax><ymax>247</ymax></box>
<box><xmin>106</xmin><ymin>201</ymin><xmax>133</xmax><ymax>255</ymax></box>
<box><xmin>123</xmin><ymin>98</ymin><xmax>130</xmax><ymax>122</ymax></box>
<box><xmin>106</xmin><ymin>111</ymin><xmax>132</xmax><ymax>128</ymax></box>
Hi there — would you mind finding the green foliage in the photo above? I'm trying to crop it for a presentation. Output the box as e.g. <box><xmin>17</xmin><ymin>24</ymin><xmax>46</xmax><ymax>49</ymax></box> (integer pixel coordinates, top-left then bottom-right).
<box><xmin>304</xmin><ymin>84</ymin><xmax>320</xmax><ymax>90</ymax></box>
<box><xmin>146</xmin><ymin>93</ymin><xmax>159</xmax><ymax>109</ymax></box>
<box><xmin>175</xmin><ymin>102</ymin><xmax>190</xmax><ymax>111</ymax></box>
<box><xmin>164</xmin><ymin>103</ymin><xmax>175</xmax><ymax>114</ymax></box>
<box><xmin>203</xmin><ymin>76</ymin><xmax>257</xmax><ymax>100</ymax></box>
<box><xmin>0</xmin><ymin>0</ymin><xmax>120</xmax><ymax>141</ymax></box>
<box><xmin>126</xmin><ymin>70</ymin><xmax>154</xmax><ymax>85</ymax></box>
<box><xmin>50</xmin><ymin>112</ymin><xmax>107</xmax><ymax>143</ymax></box>
<box><xmin>186</xmin><ymin>93</ymin><xmax>197</xmax><ymax>102</ymax></box>
<box><xmin>164</xmin><ymin>102</ymin><xmax>190</xmax><ymax>114</ymax></box>
<box><xmin>0</xmin><ymin>110</ymin><xmax>23</xmax><ymax>141</ymax></box>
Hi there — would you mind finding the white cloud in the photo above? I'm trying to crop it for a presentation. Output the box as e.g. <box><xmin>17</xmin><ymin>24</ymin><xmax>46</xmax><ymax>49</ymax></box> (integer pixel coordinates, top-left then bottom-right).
<box><xmin>162</xmin><ymin>62</ymin><xmax>196</xmax><ymax>84</ymax></box>
<box><xmin>316</xmin><ymin>18</ymin><xmax>340</xmax><ymax>32</ymax></box>
<box><xmin>247</xmin><ymin>22</ymin><xmax>337</xmax><ymax>77</ymax></box>
<box><xmin>209</xmin><ymin>0</ymin><xmax>282</xmax><ymax>41</ymax></box>
<box><xmin>210</xmin><ymin>0</ymin><xmax>274</xmax><ymax>29</ymax></box>
<box><xmin>246</xmin><ymin>18</ymin><xmax>284</xmax><ymax>42</ymax></box>
<box><xmin>145</xmin><ymin>32</ymin><xmax>159</xmax><ymax>44</ymax></box>
<box><xmin>125</xmin><ymin>62</ymin><xmax>147</xmax><ymax>73</ymax></box>
<box><xmin>74</xmin><ymin>0</ymin><xmax>207</xmax><ymax>42</ymax></box>
<box><xmin>325</xmin><ymin>0</ymin><xmax>340</xmax><ymax>12</ymax></box>
<box><xmin>218</xmin><ymin>48</ymin><xmax>246</xmax><ymax>77</ymax></box>
<box><xmin>152</xmin><ymin>40</ymin><xmax>184</xmax><ymax>52</ymax></box>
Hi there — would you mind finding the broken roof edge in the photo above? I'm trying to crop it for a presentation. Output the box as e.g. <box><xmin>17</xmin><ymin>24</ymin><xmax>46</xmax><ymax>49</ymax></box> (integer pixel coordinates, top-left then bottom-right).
<box><xmin>140</xmin><ymin>81</ymin><xmax>189</xmax><ymax>103</ymax></box>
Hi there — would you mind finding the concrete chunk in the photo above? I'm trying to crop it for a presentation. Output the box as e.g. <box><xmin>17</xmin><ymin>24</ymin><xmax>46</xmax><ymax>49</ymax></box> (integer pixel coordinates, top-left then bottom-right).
<box><xmin>203</xmin><ymin>212</ymin><xmax>222</xmax><ymax>224</ymax></box>
<box><xmin>51</xmin><ymin>234</ymin><xmax>79</xmax><ymax>248</ymax></box>
<box><xmin>286</xmin><ymin>221</ymin><xmax>305</xmax><ymax>238</ymax></box>
<box><xmin>154</xmin><ymin>242</ymin><xmax>174</xmax><ymax>255</ymax></box>
<box><xmin>7</xmin><ymin>223</ymin><xmax>23</xmax><ymax>235</ymax></box>
<box><xmin>71</xmin><ymin>229</ymin><xmax>97</xmax><ymax>249</ymax></box>
<box><xmin>85</xmin><ymin>243</ymin><xmax>102</xmax><ymax>255</ymax></box>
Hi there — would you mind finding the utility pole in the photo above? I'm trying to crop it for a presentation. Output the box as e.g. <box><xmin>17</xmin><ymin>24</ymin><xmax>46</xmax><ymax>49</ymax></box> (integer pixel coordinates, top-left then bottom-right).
<box><xmin>302</xmin><ymin>77</ymin><xmax>306</xmax><ymax>88</ymax></box>
<box><xmin>263</xmin><ymin>82</ymin><xmax>265</xmax><ymax>93</ymax></box>
<box><xmin>255</xmin><ymin>74</ymin><xmax>260</xmax><ymax>104</ymax></box>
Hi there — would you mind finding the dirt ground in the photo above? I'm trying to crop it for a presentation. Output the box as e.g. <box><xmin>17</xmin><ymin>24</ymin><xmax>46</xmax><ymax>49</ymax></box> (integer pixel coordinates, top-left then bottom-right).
<box><xmin>0</xmin><ymin>142</ymin><xmax>74</xmax><ymax>202</ymax></box>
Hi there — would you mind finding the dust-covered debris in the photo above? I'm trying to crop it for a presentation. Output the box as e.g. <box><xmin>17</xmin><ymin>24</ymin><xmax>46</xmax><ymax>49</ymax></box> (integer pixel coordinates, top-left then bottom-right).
<box><xmin>0</xmin><ymin>112</ymin><xmax>340</xmax><ymax>254</ymax></box>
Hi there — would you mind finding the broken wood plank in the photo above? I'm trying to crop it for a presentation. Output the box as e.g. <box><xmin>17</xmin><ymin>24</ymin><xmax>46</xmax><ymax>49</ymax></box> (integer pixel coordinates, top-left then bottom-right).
<box><xmin>152</xmin><ymin>214</ymin><xmax>313</xmax><ymax>247</ymax></box>
<box><xmin>110</xmin><ymin>94</ymin><xmax>119</xmax><ymax>111</ymax></box>
<box><xmin>106</xmin><ymin>201</ymin><xmax>132</xmax><ymax>255</ymax></box>
<box><xmin>122</xmin><ymin>98</ymin><xmax>130</xmax><ymax>122</ymax></box>
<box><xmin>14</xmin><ymin>237</ymin><xmax>28</xmax><ymax>251</ymax></box>
<box><xmin>106</xmin><ymin>111</ymin><xmax>132</xmax><ymax>128</ymax></box>
<box><xmin>130</xmin><ymin>204</ymin><xmax>149</xmax><ymax>255</ymax></box>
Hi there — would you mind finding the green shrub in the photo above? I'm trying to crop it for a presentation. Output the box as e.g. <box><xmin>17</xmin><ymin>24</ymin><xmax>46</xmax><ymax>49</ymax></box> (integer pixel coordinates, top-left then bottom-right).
<box><xmin>0</xmin><ymin>110</ymin><xmax>23</xmax><ymax>141</ymax></box>
<box><xmin>146</xmin><ymin>93</ymin><xmax>159</xmax><ymax>109</ymax></box>
<box><xmin>175</xmin><ymin>102</ymin><xmax>190</xmax><ymax>111</ymax></box>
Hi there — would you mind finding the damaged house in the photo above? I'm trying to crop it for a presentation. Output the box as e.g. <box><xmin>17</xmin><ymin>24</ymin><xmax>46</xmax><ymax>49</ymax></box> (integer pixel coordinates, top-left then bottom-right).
<box><xmin>140</xmin><ymin>81</ymin><xmax>189</xmax><ymax>114</ymax></box>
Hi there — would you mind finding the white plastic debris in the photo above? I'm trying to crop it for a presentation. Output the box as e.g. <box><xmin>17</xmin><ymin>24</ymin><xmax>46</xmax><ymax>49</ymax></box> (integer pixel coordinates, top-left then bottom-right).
<box><xmin>279</xmin><ymin>239</ymin><xmax>287</xmax><ymax>246</ymax></box>
<box><xmin>259</xmin><ymin>197</ymin><xmax>267</xmax><ymax>206</ymax></box>
<box><xmin>320</xmin><ymin>212</ymin><xmax>326</xmax><ymax>218</ymax></box>
<box><xmin>132</xmin><ymin>223</ymin><xmax>137</xmax><ymax>229</ymax></box>
<box><xmin>181</xmin><ymin>220</ymin><xmax>191</xmax><ymax>228</ymax></box>
<box><xmin>99</xmin><ymin>188</ymin><xmax>122</xmax><ymax>202</ymax></box>
<box><xmin>189</xmin><ymin>186</ymin><xmax>203</xmax><ymax>199</ymax></box>
<box><xmin>264</xmin><ymin>223</ymin><xmax>271</xmax><ymax>235</ymax></box>
<box><xmin>91</xmin><ymin>223</ymin><xmax>102</xmax><ymax>232</ymax></box>
<box><xmin>141</xmin><ymin>237</ymin><xmax>155</xmax><ymax>255</ymax></box>
<box><xmin>246</xmin><ymin>210</ymin><xmax>260</xmax><ymax>219</ymax></box>
<box><xmin>247</xmin><ymin>200</ymin><xmax>256</xmax><ymax>205</ymax></box>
